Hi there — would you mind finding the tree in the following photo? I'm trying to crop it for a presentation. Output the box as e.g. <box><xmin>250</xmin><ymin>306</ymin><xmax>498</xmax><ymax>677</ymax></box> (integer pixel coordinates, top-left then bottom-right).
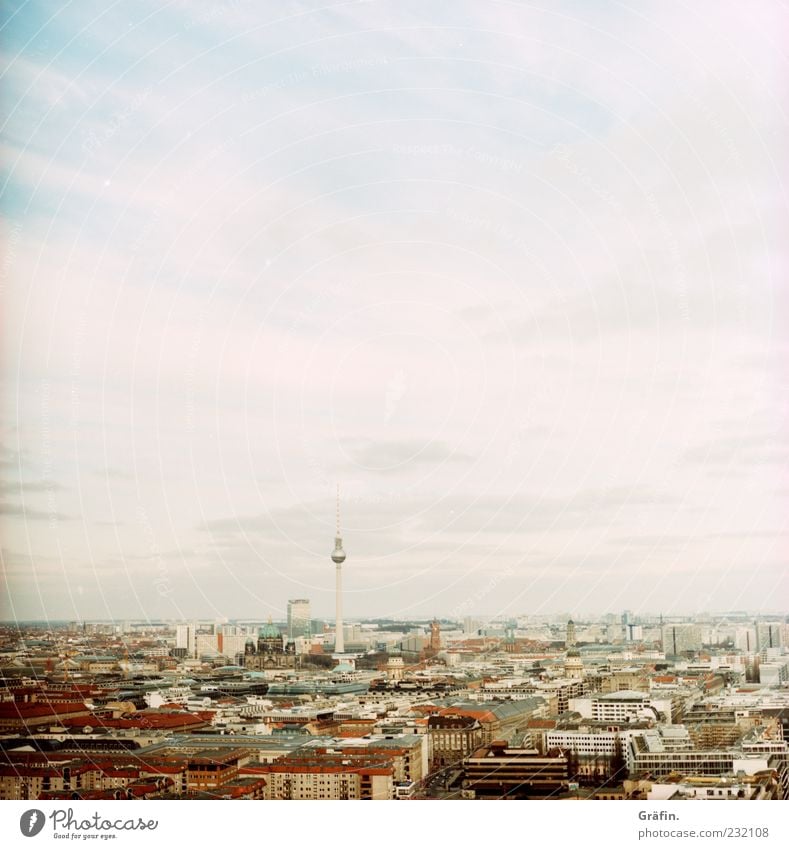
<box><xmin>610</xmin><ymin>736</ymin><xmax>629</xmax><ymax>782</ymax></box>
<box><xmin>565</xmin><ymin>747</ymin><xmax>580</xmax><ymax>784</ymax></box>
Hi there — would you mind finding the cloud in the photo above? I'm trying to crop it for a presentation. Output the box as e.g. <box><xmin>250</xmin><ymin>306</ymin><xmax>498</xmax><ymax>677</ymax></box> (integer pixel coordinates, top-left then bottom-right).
<box><xmin>0</xmin><ymin>479</ymin><xmax>64</xmax><ymax>495</ymax></box>
<box><xmin>340</xmin><ymin>437</ymin><xmax>474</xmax><ymax>472</ymax></box>
<box><xmin>1</xmin><ymin>0</ymin><xmax>786</xmax><ymax>617</ymax></box>
<box><xmin>680</xmin><ymin>433</ymin><xmax>789</xmax><ymax>468</ymax></box>
<box><xmin>92</xmin><ymin>467</ymin><xmax>134</xmax><ymax>481</ymax></box>
<box><xmin>0</xmin><ymin>502</ymin><xmax>74</xmax><ymax>521</ymax></box>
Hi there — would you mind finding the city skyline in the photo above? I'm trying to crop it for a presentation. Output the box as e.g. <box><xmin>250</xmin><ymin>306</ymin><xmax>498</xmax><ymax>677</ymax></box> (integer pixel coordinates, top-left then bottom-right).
<box><xmin>2</xmin><ymin>1</ymin><xmax>788</xmax><ymax>624</ymax></box>
<box><xmin>3</xmin><ymin>608</ymin><xmax>787</xmax><ymax>627</ymax></box>
<box><xmin>2</xmin><ymin>609</ymin><xmax>787</xmax><ymax>804</ymax></box>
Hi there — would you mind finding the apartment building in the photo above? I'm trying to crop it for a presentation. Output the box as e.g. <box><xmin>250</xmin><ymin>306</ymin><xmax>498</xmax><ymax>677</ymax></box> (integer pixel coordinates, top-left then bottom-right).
<box><xmin>247</xmin><ymin>753</ymin><xmax>395</xmax><ymax>800</ymax></box>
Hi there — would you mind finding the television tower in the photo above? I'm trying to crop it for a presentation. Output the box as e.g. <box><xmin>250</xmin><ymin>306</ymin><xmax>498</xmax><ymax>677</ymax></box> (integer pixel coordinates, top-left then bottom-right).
<box><xmin>331</xmin><ymin>485</ymin><xmax>346</xmax><ymax>654</ymax></box>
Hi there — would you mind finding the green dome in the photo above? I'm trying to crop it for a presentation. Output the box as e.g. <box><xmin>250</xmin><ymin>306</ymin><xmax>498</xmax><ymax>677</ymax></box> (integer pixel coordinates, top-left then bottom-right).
<box><xmin>259</xmin><ymin>622</ymin><xmax>281</xmax><ymax>639</ymax></box>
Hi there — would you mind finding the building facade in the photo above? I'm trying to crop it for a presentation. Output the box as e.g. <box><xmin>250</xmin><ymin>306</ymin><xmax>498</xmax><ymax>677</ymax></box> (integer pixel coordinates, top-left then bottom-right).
<box><xmin>756</xmin><ymin>623</ymin><xmax>784</xmax><ymax>653</ymax></box>
<box><xmin>287</xmin><ymin>599</ymin><xmax>311</xmax><ymax>640</ymax></box>
<box><xmin>428</xmin><ymin>714</ymin><xmax>485</xmax><ymax>770</ymax></box>
<box><xmin>175</xmin><ymin>624</ymin><xmax>196</xmax><ymax>657</ymax></box>
<box><xmin>462</xmin><ymin>743</ymin><xmax>569</xmax><ymax>799</ymax></box>
<box><xmin>662</xmin><ymin>624</ymin><xmax>703</xmax><ymax>656</ymax></box>
<box><xmin>570</xmin><ymin>691</ymin><xmax>674</xmax><ymax>724</ymax></box>
<box><xmin>243</xmin><ymin>623</ymin><xmax>298</xmax><ymax>671</ymax></box>
<box><xmin>252</xmin><ymin>754</ymin><xmax>394</xmax><ymax>800</ymax></box>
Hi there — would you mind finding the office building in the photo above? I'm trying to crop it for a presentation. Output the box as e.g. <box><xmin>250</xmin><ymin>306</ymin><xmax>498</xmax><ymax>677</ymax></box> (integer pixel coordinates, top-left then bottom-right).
<box><xmin>462</xmin><ymin>743</ymin><xmax>569</xmax><ymax>799</ymax></box>
<box><xmin>570</xmin><ymin>691</ymin><xmax>674</xmax><ymax>724</ymax></box>
<box><xmin>662</xmin><ymin>624</ymin><xmax>702</xmax><ymax>656</ymax></box>
<box><xmin>175</xmin><ymin>623</ymin><xmax>197</xmax><ymax>658</ymax></box>
<box><xmin>756</xmin><ymin>622</ymin><xmax>784</xmax><ymax>652</ymax></box>
<box><xmin>287</xmin><ymin>599</ymin><xmax>311</xmax><ymax>639</ymax></box>
<box><xmin>545</xmin><ymin>727</ymin><xmax>644</xmax><ymax>774</ymax></box>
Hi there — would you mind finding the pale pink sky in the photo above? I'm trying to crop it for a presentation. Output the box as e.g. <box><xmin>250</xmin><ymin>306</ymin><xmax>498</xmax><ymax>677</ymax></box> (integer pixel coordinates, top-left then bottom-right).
<box><xmin>1</xmin><ymin>1</ymin><xmax>787</xmax><ymax>621</ymax></box>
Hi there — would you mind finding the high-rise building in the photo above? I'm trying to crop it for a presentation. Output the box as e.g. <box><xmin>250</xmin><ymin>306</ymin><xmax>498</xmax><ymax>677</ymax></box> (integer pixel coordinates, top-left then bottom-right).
<box><xmin>621</xmin><ymin>610</ymin><xmax>633</xmax><ymax>640</ymax></box>
<box><xmin>735</xmin><ymin>626</ymin><xmax>757</xmax><ymax>652</ymax></box>
<box><xmin>287</xmin><ymin>599</ymin><xmax>311</xmax><ymax>639</ymax></box>
<box><xmin>176</xmin><ymin>623</ymin><xmax>197</xmax><ymax>658</ymax></box>
<box><xmin>566</xmin><ymin>619</ymin><xmax>576</xmax><ymax>649</ymax></box>
<box><xmin>343</xmin><ymin>623</ymin><xmax>364</xmax><ymax>644</ymax></box>
<box><xmin>626</xmin><ymin>623</ymin><xmax>643</xmax><ymax>642</ymax></box>
<box><xmin>463</xmin><ymin>617</ymin><xmax>480</xmax><ymax>635</ymax></box>
<box><xmin>310</xmin><ymin>619</ymin><xmax>327</xmax><ymax>636</ymax></box>
<box><xmin>219</xmin><ymin>634</ymin><xmax>248</xmax><ymax>659</ymax></box>
<box><xmin>756</xmin><ymin>621</ymin><xmax>783</xmax><ymax>652</ymax></box>
<box><xmin>662</xmin><ymin>623</ymin><xmax>702</xmax><ymax>656</ymax></box>
<box><xmin>195</xmin><ymin>632</ymin><xmax>219</xmax><ymax>658</ymax></box>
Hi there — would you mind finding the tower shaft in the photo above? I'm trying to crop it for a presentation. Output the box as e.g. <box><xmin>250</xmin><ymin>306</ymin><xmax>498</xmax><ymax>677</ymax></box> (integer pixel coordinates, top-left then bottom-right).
<box><xmin>335</xmin><ymin>562</ymin><xmax>344</xmax><ymax>654</ymax></box>
<box><xmin>331</xmin><ymin>486</ymin><xmax>346</xmax><ymax>655</ymax></box>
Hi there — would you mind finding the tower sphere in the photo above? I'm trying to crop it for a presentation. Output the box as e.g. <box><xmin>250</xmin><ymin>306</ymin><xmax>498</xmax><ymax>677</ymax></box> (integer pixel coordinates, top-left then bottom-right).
<box><xmin>332</xmin><ymin>537</ymin><xmax>346</xmax><ymax>564</ymax></box>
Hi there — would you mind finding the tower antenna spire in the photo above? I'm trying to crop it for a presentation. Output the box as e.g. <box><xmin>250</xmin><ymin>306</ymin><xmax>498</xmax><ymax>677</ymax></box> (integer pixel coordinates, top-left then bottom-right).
<box><xmin>336</xmin><ymin>483</ymin><xmax>341</xmax><ymax>537</ymax></box>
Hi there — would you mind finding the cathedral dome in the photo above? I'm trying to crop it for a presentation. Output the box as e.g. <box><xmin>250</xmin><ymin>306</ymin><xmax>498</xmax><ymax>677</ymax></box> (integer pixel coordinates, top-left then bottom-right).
<box><xmin>259</xmin><ymin>621</ymin><xmax>281</xmax><ymax>639</ymax></box>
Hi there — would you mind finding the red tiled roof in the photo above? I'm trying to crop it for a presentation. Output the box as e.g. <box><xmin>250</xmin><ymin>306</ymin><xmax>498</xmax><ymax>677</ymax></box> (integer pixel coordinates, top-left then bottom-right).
<box><xmin>0</xmin><ymin>765</ymin><xmax>96</xmax><ymax>778</ymax></box>
<box><xmin>10</xmin><ymin>683</ymin><xmax>100</xmax><ymax>696</ymax></box>
<box><xmin>414</xmin><ymin>705</ymin><xmax>496</xmax><ymax>723</ymax></box>
<box><xmin>258</xmin><ymin>764</ymin><xmax>393</xmax><ymax>775</ymax></box>
<box><xmin>135</xmin><ymin>762</ymin><xmax>187</xmax><ymax>774</ymax></box>
<box><xmin>0</xmin><ymin>752</ymin><xmax>77</xmax><ymax>766</ymax></box>
<box><xmin>59</xmin><ymin>712</ymin><xmax>208</xmax><ymax>730</ymax></box>
<box><xmin>40</xmin><ymin>791</ymin><xmax>122</xmax><ymax>800</ymax></box>
<box><xmin>0</xmin><ymin>701</ymin><xmax>90</xmax><ymax>719</ymax></box>
<box><xmin>341</xmin><ymin>746</ymin><xmax>407</xmax><ymax>755</ymax></box>
<box><xmin>101</xmin><ymin>769</ymin><xmax>140</xmax><ymax>778</ymax></box>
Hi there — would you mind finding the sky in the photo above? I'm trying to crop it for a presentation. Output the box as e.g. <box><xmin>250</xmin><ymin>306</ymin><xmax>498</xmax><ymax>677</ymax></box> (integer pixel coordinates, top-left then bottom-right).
<box><xmin>1</xmin><ymin>0</ymin><xmax>787</xmax><ymax>623</ymax></box>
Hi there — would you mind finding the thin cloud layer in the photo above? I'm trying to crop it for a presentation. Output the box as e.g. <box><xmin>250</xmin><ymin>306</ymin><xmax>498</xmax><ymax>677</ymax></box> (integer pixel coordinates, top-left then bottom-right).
<box><xmin>1</xmin><ymin>0</ymin><xmax>787</xmax><ymax>621</ymax></box>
